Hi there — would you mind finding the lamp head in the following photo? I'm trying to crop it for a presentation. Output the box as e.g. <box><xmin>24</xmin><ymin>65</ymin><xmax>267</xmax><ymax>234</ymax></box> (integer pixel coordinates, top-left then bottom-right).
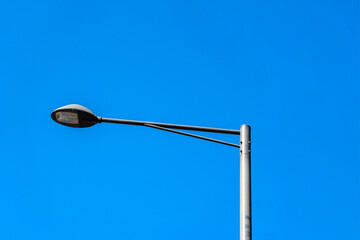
<box><xmin>51</xmin><ymin>104</ymin><xmax>99</xmax><ymax>128</ymax></box>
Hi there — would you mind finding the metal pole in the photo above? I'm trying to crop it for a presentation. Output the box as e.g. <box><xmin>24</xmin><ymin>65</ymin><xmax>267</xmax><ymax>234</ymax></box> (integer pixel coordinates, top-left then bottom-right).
<box><xmin>240</xmin><ymin>124</ymin><xmax>251</xmax><ymax>240</ymax></box>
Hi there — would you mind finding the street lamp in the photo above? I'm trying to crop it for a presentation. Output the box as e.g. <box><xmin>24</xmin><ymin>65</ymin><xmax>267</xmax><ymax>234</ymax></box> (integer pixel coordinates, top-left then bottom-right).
<box><xmin>51</xmin><ymin>104</ymin><xmax>252</xmax><ymax>240</ymax></box>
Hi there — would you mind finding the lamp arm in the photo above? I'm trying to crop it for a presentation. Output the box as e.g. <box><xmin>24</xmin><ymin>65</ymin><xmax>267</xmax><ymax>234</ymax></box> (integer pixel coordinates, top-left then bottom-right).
<box><xmin>99</xmin><ymin>117</ymin><xmax>240</xmax><ymax>135</ymax></box>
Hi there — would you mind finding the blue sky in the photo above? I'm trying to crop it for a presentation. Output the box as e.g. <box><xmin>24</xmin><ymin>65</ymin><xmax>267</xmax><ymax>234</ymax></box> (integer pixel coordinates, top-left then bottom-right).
<box><xmin>1</xmin><ymin>0</ymin><xmax>359</xmax><ymax>239</ymax></box>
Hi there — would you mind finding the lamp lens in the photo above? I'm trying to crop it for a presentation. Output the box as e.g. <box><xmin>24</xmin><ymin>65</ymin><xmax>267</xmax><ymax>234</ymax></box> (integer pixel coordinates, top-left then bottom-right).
<box><xmin>56</xmin><ymin>112</ymin><xmax>79</xmax><ymax>124</ymax></box>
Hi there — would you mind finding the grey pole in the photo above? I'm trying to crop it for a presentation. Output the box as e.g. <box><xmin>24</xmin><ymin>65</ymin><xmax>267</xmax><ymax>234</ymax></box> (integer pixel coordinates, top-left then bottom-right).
<box><xmin>240</xmin><ymin>124</ymin><xmax>251</xmax><ymax>240</ymax></box>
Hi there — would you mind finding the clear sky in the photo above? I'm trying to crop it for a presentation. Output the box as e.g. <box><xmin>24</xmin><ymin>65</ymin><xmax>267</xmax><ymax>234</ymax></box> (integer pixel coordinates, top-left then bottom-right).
<box><xmin>1</xmin><ymin>0</ymin><xmax>359</xmax><ymax>239</ymax></box>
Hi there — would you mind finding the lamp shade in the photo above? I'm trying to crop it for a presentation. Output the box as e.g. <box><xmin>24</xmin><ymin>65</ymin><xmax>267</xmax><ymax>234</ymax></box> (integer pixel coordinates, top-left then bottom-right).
<box><xmin>51</xmin><ymin>104</ymin><xmax>99</xmax><ymax>128</ymax></box>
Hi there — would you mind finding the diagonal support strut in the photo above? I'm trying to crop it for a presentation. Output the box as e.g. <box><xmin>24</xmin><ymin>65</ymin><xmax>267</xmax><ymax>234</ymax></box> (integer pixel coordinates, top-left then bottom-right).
<box><xmin>144</xmin><ymin>124</ymin><xmax>239</xmax><ymax>148</ymax></box>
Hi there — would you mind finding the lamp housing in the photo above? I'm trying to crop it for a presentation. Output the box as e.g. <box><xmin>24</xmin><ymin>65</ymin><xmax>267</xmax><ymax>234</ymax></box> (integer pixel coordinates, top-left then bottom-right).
<box><xmin>51</xmin><ymin>104</ymin><xmax>99</xmax><ymax>128</ymax></box>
